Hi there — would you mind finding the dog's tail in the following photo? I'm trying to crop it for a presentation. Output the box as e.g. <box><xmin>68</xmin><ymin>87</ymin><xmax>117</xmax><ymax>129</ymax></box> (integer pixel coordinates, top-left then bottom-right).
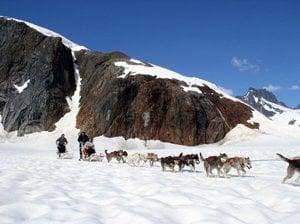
<box><xmin>104</xmin><ymin>150</ymin><xmax>109</xmax><ymax>155</ymax></box>
<box><xmin>277</xmin><ymin>153</ymin><xmax>291</xmax><ymax>163</ymax></box>
<box><xmin>199</xmin><ymin>153</ymin><xmax>205</xmax><ymax>162</ymax></box>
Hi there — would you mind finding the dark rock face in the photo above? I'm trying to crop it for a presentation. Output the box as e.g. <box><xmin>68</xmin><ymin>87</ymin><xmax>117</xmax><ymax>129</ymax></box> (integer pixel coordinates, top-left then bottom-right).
<box><xmin>0</xmin><ymin>18</ymin><xmax>76</xmax><ymax>135</ymax></box>
<box><xmin>295</xmin><ymin>104</ymin><xmax>300</xmax><ymax>110</ymax></box>
<box><xmin>237</xmin><ymin>88</ymin><xmax>285</xmax><ymax>117</ymax></box>
<box><xmin>75</xmin><ymin>50</ymin><xmax>258</xmax><ymax>145</ymax></box>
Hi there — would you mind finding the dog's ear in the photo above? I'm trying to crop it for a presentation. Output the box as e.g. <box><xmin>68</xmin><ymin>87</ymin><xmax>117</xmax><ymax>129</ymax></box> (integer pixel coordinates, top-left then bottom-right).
<box><xmin>179</xmin><ymin>153</ymin><xmax>183</xmax><ymax>157</ymax></box>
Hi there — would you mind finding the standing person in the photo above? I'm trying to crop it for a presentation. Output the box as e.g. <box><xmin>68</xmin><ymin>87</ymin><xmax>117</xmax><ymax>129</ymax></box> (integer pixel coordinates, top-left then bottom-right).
<box><xmin>78</xmin><ymin>132</ymin><xmax>89</xmax><ymax>160</ymax></box>
<box><xmin>56</xmin><ymin>134</ymin><xmax>68</xmax><ymax>158</ymax></box>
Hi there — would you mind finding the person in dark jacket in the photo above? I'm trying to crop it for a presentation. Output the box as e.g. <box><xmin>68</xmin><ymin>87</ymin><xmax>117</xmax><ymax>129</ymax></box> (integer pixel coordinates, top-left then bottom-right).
<box><xmin>56</xmin><ymin>134</ymin><xmax>68</xmax><ymax>158</ymax></box>
<box><xmin>78</xmin><ymin>132</ymin><xmax>89</xmax><ymax>160</ymax></box>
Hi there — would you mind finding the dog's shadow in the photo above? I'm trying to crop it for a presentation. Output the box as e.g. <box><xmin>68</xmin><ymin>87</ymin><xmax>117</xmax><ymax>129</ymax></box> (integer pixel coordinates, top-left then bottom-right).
<box><xmin>288</xmin><ymin>182</ymin><xmax>300</xmax><ymax>187</ymax></box>
<box><xmin>226</xmin><ymin>174</ymin><xmax>255</xmax><ymax>178</ymax></box>
<box><xmin>161</xmin><ymin>170</ymin><xmax>202</xmax><ymax>174</ymax></box>
<box><xmin>181</xmin><ymin>170</ymin><xmax>203</xmax><ymax>174</ymax></box>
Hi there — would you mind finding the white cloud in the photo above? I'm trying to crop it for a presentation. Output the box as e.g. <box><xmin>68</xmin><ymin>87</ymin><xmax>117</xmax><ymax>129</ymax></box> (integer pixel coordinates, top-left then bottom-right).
<box><xmin>231</xmin><ymin>56</ymin><xmax>260</xmax><ymax>72</ymax></box>
<box><xmin>290</xmin><ymin>85</ymin><xmax>300</xmax><ymax>90</ymax></box>
<box><xmin>217</xmin><ymin>86</ymin><xmax>233</xmax><ymax>96</ymax></box>
<box><xmin>263</xmin><ymin>84</ymin><xmax>281</xmax><ymax>92</ymax></box>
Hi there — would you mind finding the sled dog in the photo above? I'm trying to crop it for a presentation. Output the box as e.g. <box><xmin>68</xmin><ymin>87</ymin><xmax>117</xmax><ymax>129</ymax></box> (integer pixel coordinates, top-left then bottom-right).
<box><xmin>105</xmin><ymin>150</ymin><xmax>128</xmax><ymax>163</ymax></box>
<box><xmin>178</xmin><ymin>154</ymin><xmax>200</xmax><ymax>172</ymax></box>
<box><xmin>160</xmin><ymin>154</ymin><xmax>183</xmax><ymax>172</ymax></box>
<box><xmin>277</xmin><ymin>153</ymin><xmax>300</xmax><ymax>183</ymax></box>
<box><xmin>222</xmin><ymin>157</ymin><xmax>252</xmax><ymax>177</ymax></box>
<box><xmin>147</xmin><ymin>153</ymin><xmax>160</xmax><ymax>167</ymax></box>
<box><xmin>199</xmin><ymin>153</ymin><xmax>228</xmax><ymax>177</ymax></box>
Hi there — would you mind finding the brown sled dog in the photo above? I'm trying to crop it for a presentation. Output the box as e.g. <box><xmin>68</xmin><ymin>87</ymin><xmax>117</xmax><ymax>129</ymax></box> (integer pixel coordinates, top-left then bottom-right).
<box><xmin>222</xmin><ymin>157</ymin><xmax>252</xmax><ymax>177</ymax></box>
<box><xmin>199</xmin><ymin>153</ymin><xmax>228</xmax><ymax>177</ymax></box>
<box><xmin>105</xmin><ymin>150</ymin><xmax>128</xmax><ymax>163</ymax></box>
<box><xmin>277</xmin><ymin>153</ymin><xmax>300</xmax><ymax>183</ymax></box>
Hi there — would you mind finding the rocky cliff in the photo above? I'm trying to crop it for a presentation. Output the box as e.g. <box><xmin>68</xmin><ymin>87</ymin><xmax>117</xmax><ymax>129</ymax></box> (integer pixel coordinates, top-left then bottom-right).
<box><xmin>0</xmin><ymin>18</ymin><xmax>76</xmax><ymax>135</ymax></box>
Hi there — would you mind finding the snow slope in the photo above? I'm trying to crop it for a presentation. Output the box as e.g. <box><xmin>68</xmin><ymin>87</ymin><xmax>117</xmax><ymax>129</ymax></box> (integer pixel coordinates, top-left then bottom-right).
<box><xmin>0</xmin><ymin>139</ymin><xmax>300</xmax><ymax>224</ymax></box>
<box><xmin>260</xmin><ymin>98</ymin><xmax>300</xmax><ymax>127</ymax></box>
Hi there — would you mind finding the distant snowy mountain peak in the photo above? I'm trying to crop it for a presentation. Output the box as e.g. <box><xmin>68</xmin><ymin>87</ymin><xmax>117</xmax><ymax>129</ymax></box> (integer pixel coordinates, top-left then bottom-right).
<box><xmin>237</xmin><ymin>87</ymin><xmax>285</xmax><ymax>117</ymax></box>
<box><xmin>238</xmin><ymin>87</ymin><xmax>300</xmax><ymax>128</ymax></box>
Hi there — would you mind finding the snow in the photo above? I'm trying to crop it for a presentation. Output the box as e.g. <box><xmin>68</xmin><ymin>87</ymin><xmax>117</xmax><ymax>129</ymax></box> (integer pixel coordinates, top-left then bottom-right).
<box><xmin>260</xmin><ymin>98</ymin><xmax>300</xmax><ymax>127</ymax></box>
<box><xmin>180</xmin><ymin>85</ymin><xmax>202</xmax><ymax>94</ymax></box>
<box><xmin>1</xmin><ymin>16</ymin><xmax>87</xmax><ymax>51</ymax></box>
<box><xmin>0</xmin><ymin>134</ymin><xmax>300</xmax><ymax>224</ymax></box>
<box><xmin>115</xmin><ymin>59</ymin><xmax>237</xmax><ymax>101</ymax></box>
<box><xmin>13</xmin><ymin>79</ymin><xmax>30</xmax><ymax>93</ymax></box>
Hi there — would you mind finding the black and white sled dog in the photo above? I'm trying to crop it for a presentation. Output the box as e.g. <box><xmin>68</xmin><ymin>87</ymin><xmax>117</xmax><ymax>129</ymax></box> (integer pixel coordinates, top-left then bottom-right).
<box><xmin>277</xmin><ymin>153</ymin><xmax>300</xmax><ymax>183</ymax></box>
<box><xmin>160</xmin><ymin>153</ymin><xmax>200</xmax><ymax>172</ymax></box>
<box><xmin>160</xmin><ymin>154</ymin><xmax>182</xmax><ymax>172</ymax></box>
<box><xmin>178</xmin><ymin>153</ymin><xmax>200</xmax><ymax>172</ymax></box>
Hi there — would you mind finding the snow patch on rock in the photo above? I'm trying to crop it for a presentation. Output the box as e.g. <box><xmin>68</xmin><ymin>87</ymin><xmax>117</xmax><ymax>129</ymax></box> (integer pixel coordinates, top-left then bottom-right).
<box><xmin>14</xmin><ymin>79</ymin><xmax>30</xmax><ymax>93</ymax></box>
<box><xmin>115</xmin><ymin>59</ymin><xmax>237</xmax><ymax>102</ymax></box>
<box><xmin>181</xmin><ymin>85</ymin><xmax>202</xmax><ymax>94</ymax></box>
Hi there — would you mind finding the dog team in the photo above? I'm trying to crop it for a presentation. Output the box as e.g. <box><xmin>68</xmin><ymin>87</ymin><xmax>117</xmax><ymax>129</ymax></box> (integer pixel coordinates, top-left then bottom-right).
<box><xmin>56</xmin><ymin>133</ymin><xmax>300</xmax><ymax>182</ymax></box>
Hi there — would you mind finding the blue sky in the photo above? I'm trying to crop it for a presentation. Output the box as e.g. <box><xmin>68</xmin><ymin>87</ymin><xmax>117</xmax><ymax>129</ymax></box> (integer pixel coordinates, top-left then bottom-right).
<box><xmin>1</xmin><ymin>0</ymin><xmax>299</xmax><ymax>106</ymax></box>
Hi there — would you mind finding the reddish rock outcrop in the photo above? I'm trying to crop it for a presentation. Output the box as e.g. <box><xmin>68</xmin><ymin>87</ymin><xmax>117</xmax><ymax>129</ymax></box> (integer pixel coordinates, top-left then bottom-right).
<box><xmin>75</xmin><ymin>50</ymin><xmax>258</xmax><ymax>145</ymax></box>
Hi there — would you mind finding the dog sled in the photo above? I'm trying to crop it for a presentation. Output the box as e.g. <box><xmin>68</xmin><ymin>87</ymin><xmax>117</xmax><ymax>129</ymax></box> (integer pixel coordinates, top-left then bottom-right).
<box><xmin>57</xmin><ymin>151</ymin><xmax>73</xmax><ymax>159</ymax></box>
<box><xmin>82</xmin><ymin>152</ymin><xmax>105</xmax><ymax>162</ymax></box>
<box><xmin>81</xmin><ymin>141</ymin><xmax>104</xmax><ymax>162</ymax></box>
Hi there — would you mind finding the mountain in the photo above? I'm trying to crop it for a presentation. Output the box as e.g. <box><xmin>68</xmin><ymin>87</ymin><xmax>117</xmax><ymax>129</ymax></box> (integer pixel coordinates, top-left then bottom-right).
<box><xmin>237</xmin><ymin>87</ymin><xmax>287</xmax><ymax>117</ymax></box>
<box><xmin>238</xmin><ymin>87</ymin><xmax>300</xmax><ymax>127</ymax></box>
<box><xmin>295</xmin><ymin>104</ymin><xmax>300</xmax><ymax>109</ymax></box>
<box><xmin>0</xmin><ymin>16</ymin><xmax>263</xmax><ymax>145</ymax></box>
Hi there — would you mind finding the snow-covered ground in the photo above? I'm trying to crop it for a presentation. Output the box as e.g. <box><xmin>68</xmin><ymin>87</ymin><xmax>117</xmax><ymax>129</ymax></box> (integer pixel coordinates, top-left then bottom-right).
<box><xmin>263</xmin><ymin>99</ymin><xmax>300</xmax><ymax>127</ymax></box>
<box><xmin>0</xmin><ymin>133</ymin><xmax>300</xmax><ymax>224</ymax></box>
